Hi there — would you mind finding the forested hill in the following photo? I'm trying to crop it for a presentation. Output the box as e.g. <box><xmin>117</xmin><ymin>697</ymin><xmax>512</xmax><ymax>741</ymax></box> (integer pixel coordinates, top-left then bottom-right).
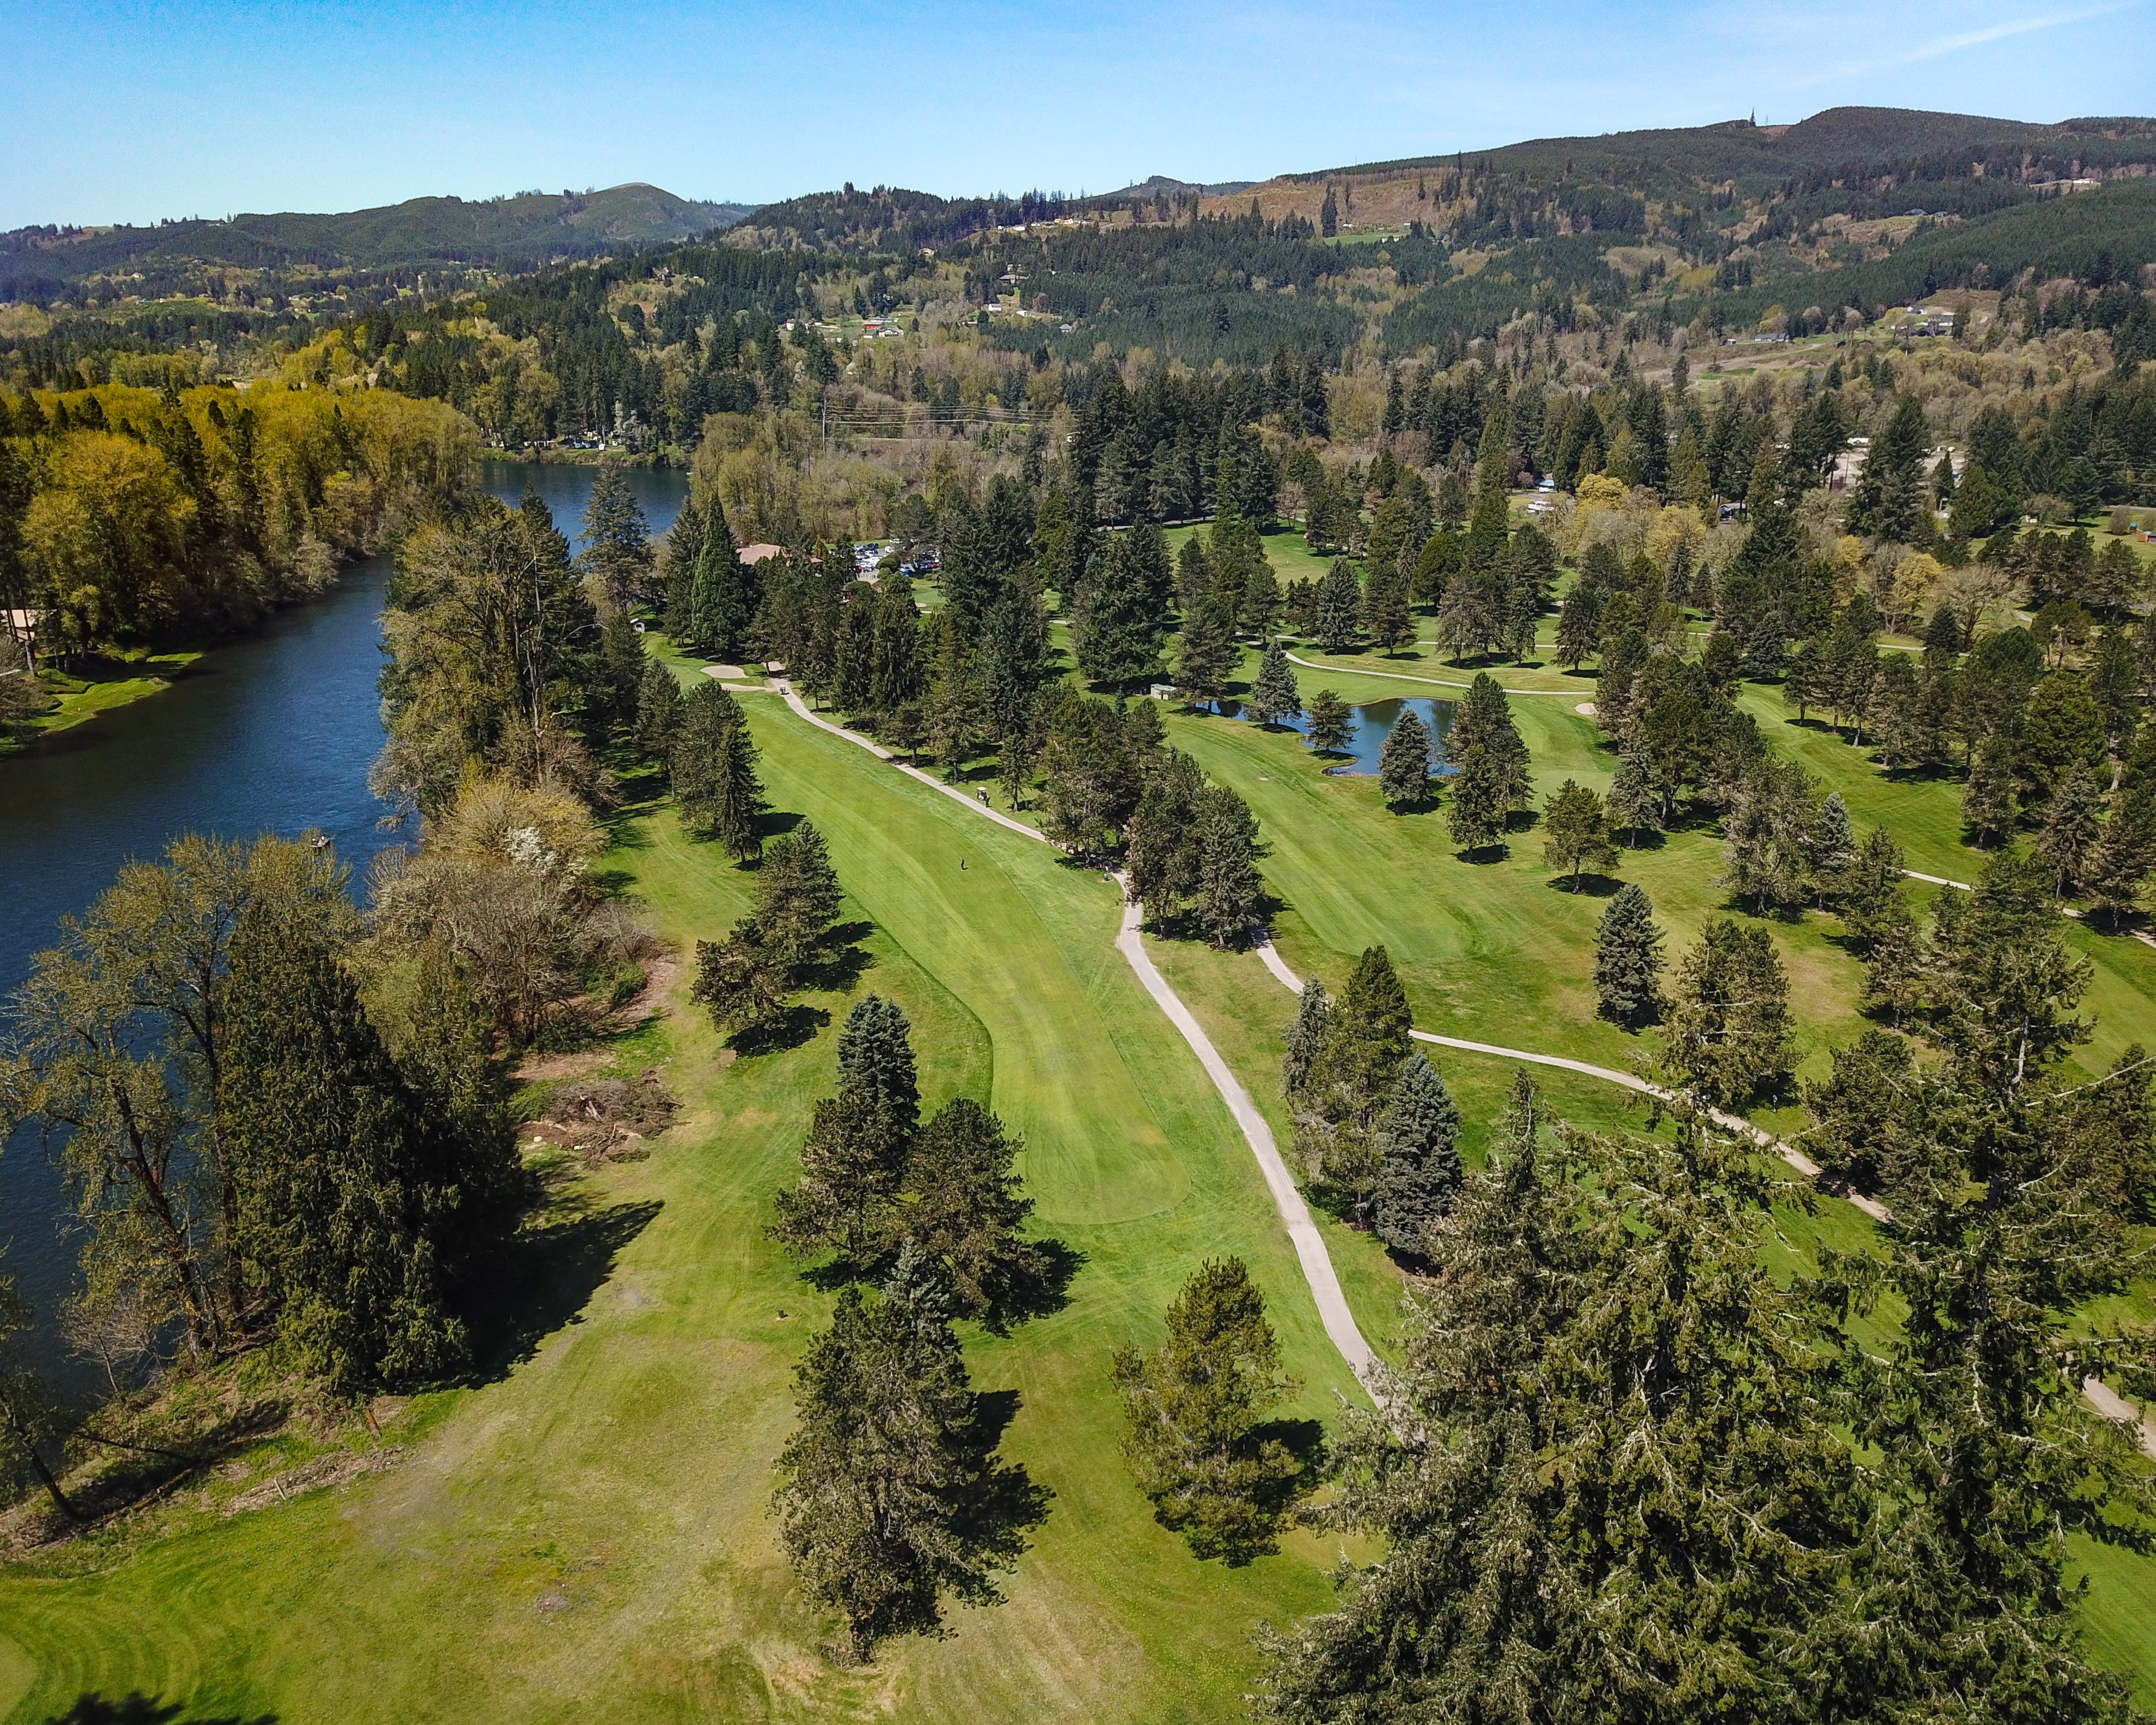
<box><xmin>1290</xmin><ymin>107</ymin><xmax>2156</xmax><ymax>201</ymax></box>
<box><xmin>0</xmin><ymin>183</ymin><xmax>752</xmax><ymax>300</ymax></box>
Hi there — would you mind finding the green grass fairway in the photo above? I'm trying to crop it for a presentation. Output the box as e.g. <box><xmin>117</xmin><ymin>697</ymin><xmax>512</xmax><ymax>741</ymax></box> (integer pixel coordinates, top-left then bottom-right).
<box><xmin>0</xmin><ymin>698</ymin><xmax>1380</xmax><ymax>1725</ymax></box>
<box><xmin>1157</xmin><ymin>657</ymin><xmax>2156</xmax><ymax>1698</ymax></box>
<box><xmin>1163</xmin><ymin>522</ymin><xmax>1343</xmax><ymax>591</ymax></box>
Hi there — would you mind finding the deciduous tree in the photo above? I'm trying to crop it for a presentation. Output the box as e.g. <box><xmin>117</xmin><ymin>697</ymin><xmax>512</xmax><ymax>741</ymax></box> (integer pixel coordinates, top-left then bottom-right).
<box><xmin>1541</xmin><ymin>778</ymin><xmax>1616</xmax><ymax>889</ymax></box>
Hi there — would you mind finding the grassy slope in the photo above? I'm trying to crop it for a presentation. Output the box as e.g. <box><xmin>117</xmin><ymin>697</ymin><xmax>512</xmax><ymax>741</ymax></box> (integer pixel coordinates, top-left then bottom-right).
<box><xmin>0</xmin><ymin>698</ymin><xmax>1373</xmax><ymax>1725</ymax></box>
<box><xmin>0</xmin><ymin>653</ymin><xmax>204</xmax><ymax>758</ymax></box>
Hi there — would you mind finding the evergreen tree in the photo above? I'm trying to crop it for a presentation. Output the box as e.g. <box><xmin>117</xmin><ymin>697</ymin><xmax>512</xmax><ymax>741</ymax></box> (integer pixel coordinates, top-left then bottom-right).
<box><xmin>2038</xmin><ymin>760</ymin><xmax>2106</xmax><ymax>894</ymax></box>
<box><xmin>2083</xmin><ymin>789</ymin><xmax>2156</xmax><ymax>928</ymax></box>
<box><xmin>1174</xmin><ymin>599</ymin><xmax>1238</xmax><ymax>708</ymax></box>
<box><xmin>1073</xmin><ymin>524</ymin><xmax>1172</xmax><ymax>687</ymax></box>
<box><xmin>672</xmin><ymin>681</ymin><xmax>765</xmax><ymax>861</ymax></box>
<box><xmin>1593</xmin><ymin>882</ymin><xmax>1664</xmax><ymax>1028</ymax></box>
<box><xmin>902</xmin><ymin>1098</ymin><xmax>1041</xmax><ymax>1323</ymax></box>
<box><xmin>1846</xmin><ymin>395</ymin><xmax>1934</xmax><ymax>544</ymax></box>
<box><xmin>1193</xmin><ymin>782</ymin><xmax>1269</xmax><ymax>948</ymax></box>
<box><xmin>686</xmin><ymin>504</ymin><xmax>755</xmax><ymax>660</ymax></box>
<box><xmin>1369</xmin><ymin>1053</ymin><xmax>1463</xmax><ymax>1257</ymax></box>
<box><xmin>1294</xmin><ymin>947</ymin><xmax>1414</xmax><ymax>1197</ymax></box>
<box><xmin>1540</xmin><ymin>778</ymin><xmax>1617</xmax><ymax>889</ymax></box>
<box><xmin>1663</xmin><ymin>917</ymin><xmax>1797</xmax><ymax>1108</ymax></box>
<box><xmin>1038</xmin><ymin>693</ymin><xmax>1142</xmax><ymax>858</ymax></box>
<box><xmin>1820</xmin><ymin>844</ymin><xmax>2149</xmax><ymax>1725</ymax></box>
<box><xmin>869</xmin><ymin>574</ymin><xmax>926</xmax><ymax>722</ymax></box>
<box><xmin>1445</xmin><ymin>746</ymin><xmax>1506</xmax><ymax>855</ymax></box>
<box><xmin>758</xmin><ymin>820</ymin><xmax>844</xmax><ymax>969</ymax></box>
<box><xmin>1258</xmin><ymin>1099</ymin><xmax>1860</xmax><ymax>1724</ymax></box>
<box><xmin>772</xmin><ymin>996</ymin><xmax>920</xmax><ymax>1269</ymax></box>
<box><xmin>1782</xmin><ymin>636</ymin><xmax>1826</xmax><ymax>721</ymax></box>
<box><xmin>659</xmin><ymin>493</ymin><xmax>705</xmax><ymax>638</ymax></box>
<box><xmin>1112</xmin><ymin>1257</ymin><xmax>1311</xmax><ymax>1564</ymax></box>
<box><xmin>691</xmin><ymin>819</ymin><xmax>846</xmax><ymax>1043</ymax></box>
<box><xmin>1842</xmin><ymin>823</ymin><xmax>1910</xmax><ymax>946</ymax></box>
<box><xmin>577</xmin><ymin>461</ymin><xmax>654</xmax><ymax>613</ymax></box>
<box><xmin>588</xmin><ymin>610</ymin><xmax>645</xmax><ymax>736</ymax></box>
<box><xmin>1605</xmin><ymin>742</ymin><xmax>1666</xmax><ymax>845</ymax></box>
<box><xmin>1247</xmin><ymin>643</ymin><xmax>1302</xmax><ymax>727</ymax></box>
<box><xmin>1807</xmin><ymin>788</ymin><xmax>1858</xmax><ymax>902</ymax></box>
<box><xmin>2019</xmin><ymin>670</ymin><xmax>2106</xmax><ymax>808</ymax></box>
<box><xmin>1803</xmin><ymin>1027</ymin><xmax>1916</xmax><ymax>1192</ymax></box>
<box><xmin>1962</xmin><ymin>734</ymin><xmax>2018</xmax><ymax>846</ymax></box>
<box><xmin>1281</xmin><ymin>979</ymin><xmax>1331</xmax><ymax>1100</ymax></box>
<box><xmin>775</xmin><ymin>1246</ymin><xmax>1047</xmax><ymax>1661</ymax></box>
<box><xmin>1304</xmin><ymin>688</ymin><xmax>1352</xmax><ymax>756</ymax></box>
<box><xmin>1376</xmin><ymin>707</ymin><xmax>1432</xmax><ymax>808</ymax></box>
<box><xmin>1362</xmin><ymin>560</ymin><xmax>1413</xmax><ymax>654</ymax></box>
<box><xmin>691</xmin><ymin>916</ymin><xmax>793</xmax><ymax>1043</ymax></box>
<box><xmin>634</xmin><ymin>657</ymin><xmax>684</xmax><ymax>765</ymax></box>
<box><xmin>221</xmin><ymin>902</ymin><xmax>468</xmax><ymax>1393</ymax></box>
<box><xmin>1554</xmin><ymin>583</ymin><xmax>1603</xmax><ymax>670</ymax></box>
<box><xmin>1126</xmin><ymin>751</ymin><xmax>1207</xmax><ymax>929</ymax></box>
<box><xmin>1237</xmin><ymin>560</ymin><xmax>1284</xmax><ymax>640</ymax></box>
<box><xmin>1311</xmin><ymin>561</ymin><xmax>1363</xmax><ymax>653</ymax></box>
<box><xmin>1446</xmin><ymin>673</ymin><xmax>1529</xmax><ymax>812</ymax></box>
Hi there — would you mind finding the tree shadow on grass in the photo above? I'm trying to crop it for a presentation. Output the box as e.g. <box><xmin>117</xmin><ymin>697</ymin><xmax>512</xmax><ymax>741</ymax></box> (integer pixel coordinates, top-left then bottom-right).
<box><xmin>463</xmin><ymin>1197</ymin><xmax>664</xmax><ymax>1383</ymax></box>
<box><xmin>798</xmin><ymin>923</ymin><xmax>877</xmax><ymax>994</ymax></box>
<box><xmin>1545</xmin><ymin>871</ymin><xmax>1627</xmax><ymax>898</ymax></box>
<box><xmin>37</xmin><ymin>1697</ymin><xmax>276</xmax><ymax>1725</ymax></box>
<box><xmin>950</xmin><ymin>1389</ymin><xmax>1053</xmax><ymax>1553</ymax></box>
<box><xmin>977</xmin><ymin>1238</ymin><xmax>1086</xmax><ymax>1334</ymax></box>
<box><xmin>727</xmin><ymin>1002</ymin><xmax>833</xmax><ymax>1057</ymax></box>
<box><xmin>794</xmin><ymin>1238</ymin><xmax>1084</xmax><ymax>1334</ymax></box>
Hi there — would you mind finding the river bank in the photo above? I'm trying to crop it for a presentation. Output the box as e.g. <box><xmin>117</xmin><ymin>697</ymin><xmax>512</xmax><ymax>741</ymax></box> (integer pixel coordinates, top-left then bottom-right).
<box><xmin>0</xmin><ymin>461</ymin><xmax>688</xmax><ymax>1387</ymax></box>
<box><xmin>1</xmin><ymin>461</ymin><xmax>689</xmax><ymax>762</ymax></box>
<box><xmin>3</xmin><ymin>647</ymin><xmax>207</xmax><ymax>758</ymax></box>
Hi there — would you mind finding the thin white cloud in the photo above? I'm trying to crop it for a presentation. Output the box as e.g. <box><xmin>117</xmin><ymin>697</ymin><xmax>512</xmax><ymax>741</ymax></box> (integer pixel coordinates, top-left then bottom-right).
<box><xmin>1785</xmin><ymin>2</ymin><xmax>2136</xmax><ymax>85</ymax></box>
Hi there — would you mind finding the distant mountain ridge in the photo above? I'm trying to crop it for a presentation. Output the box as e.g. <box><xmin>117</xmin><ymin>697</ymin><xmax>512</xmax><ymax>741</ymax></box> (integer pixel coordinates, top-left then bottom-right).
<box><xmin>1093</xmin><ymin>175</ymin><xmax>1259</xmax><ymax>202</ymax></box>
<box><xmin>1288</xmin><ymin>106</ymin><xmax>2156</xmax><ymax>192</ymax></box>
<box><xmin>1</xmin><ymin>182</ymin><xmax>754</xmax><ymax>296</ymax></box>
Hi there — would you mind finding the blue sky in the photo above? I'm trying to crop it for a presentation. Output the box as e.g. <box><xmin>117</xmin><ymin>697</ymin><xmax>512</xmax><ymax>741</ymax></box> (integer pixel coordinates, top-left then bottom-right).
<box><xmin>4</xmin><ymin>0</ymin><xmax>2150</xmax><ymax>228</ymax></box>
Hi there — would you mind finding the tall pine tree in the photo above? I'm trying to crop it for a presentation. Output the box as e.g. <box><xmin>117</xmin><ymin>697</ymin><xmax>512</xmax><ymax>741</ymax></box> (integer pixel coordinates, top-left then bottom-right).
<box><xmin>1369</xmin><ymin>1053</ymin><xmax>1463</xmax><ymax>1257</ymax></box>
<box><xmin>1593</xmin><ymin>883</ymin><xmax>1664</xmax><ymax>1027</ymax></box>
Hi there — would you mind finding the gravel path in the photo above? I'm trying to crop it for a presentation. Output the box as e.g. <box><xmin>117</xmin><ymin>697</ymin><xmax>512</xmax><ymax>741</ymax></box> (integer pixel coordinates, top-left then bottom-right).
<box><xmin>1281</xmin><ymin>650</ymin><xmax>1579</xmax><ymax>695</ymax></box>
<box><xmin>771</xmin><ymin>678</ymin><xmax>1380</xmax><ymax>1390</ymax></box>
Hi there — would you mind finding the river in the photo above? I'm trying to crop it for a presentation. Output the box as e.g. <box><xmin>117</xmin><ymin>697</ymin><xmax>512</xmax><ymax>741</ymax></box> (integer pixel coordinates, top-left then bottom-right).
<box><xmin>0</xmin><ymin>462</ymin><xmax>686</xmax><ymax>1378</ymax></box>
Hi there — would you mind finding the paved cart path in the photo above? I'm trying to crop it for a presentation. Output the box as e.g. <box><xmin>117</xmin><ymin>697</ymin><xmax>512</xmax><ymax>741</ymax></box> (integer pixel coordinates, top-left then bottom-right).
<box><xmin>762</xmin><ymin>679</ymin><xmax>2155</xmax><ymax>1454</ymax></box>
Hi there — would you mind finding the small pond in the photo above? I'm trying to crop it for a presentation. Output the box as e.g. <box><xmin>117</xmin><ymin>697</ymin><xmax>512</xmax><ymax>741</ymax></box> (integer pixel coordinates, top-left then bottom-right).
<box><xmin>1219</xmin><ymin>695</ymin><xmax>1453</xmax><ymax>774</ymax></box>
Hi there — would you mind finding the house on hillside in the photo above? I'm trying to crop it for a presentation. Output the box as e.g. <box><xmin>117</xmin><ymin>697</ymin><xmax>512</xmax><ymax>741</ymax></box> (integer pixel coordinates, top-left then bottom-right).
<box><xmin>738</xmin><ymin>543</ymin><xmax>783</xmax><ymax>566</ymax></box>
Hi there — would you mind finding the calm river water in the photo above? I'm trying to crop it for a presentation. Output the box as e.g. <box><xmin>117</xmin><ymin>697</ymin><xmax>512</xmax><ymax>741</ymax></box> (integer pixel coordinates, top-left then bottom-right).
<box><xmin>0</xmin><ymin>462</ymin><xmax>686</xmax><ymax>1372</ymax></box>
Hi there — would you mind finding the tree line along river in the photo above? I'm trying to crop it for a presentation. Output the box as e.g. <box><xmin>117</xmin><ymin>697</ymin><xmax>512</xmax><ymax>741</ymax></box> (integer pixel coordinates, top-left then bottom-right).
<box><xmin>0</xmin><ymin>463</ymin><xmax>687</xmax><ymax>1388</ymax></box>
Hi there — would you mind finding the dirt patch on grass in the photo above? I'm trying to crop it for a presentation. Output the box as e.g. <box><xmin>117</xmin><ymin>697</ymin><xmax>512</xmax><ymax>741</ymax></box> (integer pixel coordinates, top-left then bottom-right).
<box><xmin>220</xmin><ymin>1446</ymin><xmax>407</xmax><ymax>1518</ymax></box>
<box><xmin>618</xmin><ymin>953</ymin><xmax>678</xmax><ymax>1024</ymax></box>
<box><xmin>516</xmin><ymin>1047</ymin><xmax>611</xmax><ymax>1082</ymax></box>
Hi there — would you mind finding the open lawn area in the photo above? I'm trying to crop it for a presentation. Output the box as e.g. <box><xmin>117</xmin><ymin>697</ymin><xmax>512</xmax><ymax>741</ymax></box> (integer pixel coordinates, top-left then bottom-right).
<box><xmin>9</xmin><ymin>616</ymin><xmax>2156</xmax><ymax>1717</ymax></box>
<box><xmin>0</xmin><ymin>694</ymin><xmax>1385</xmax><ymax>1725</ymax></box>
